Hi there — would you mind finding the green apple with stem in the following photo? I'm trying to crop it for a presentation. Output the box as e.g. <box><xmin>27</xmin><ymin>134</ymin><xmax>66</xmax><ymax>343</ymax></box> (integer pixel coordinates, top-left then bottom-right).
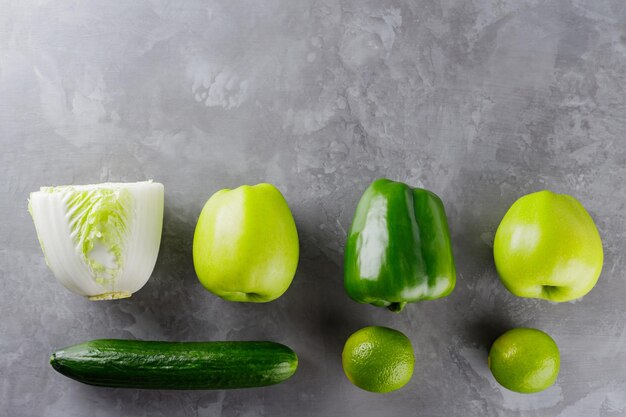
<box><xmin>193</xmin><ymin>183</ymin><xmax>299</xmax><ymax>302</ymax></box>
<box><xmin>494</xmin><ymin>190</ymin><xmax>603</xmax><ymax>302</ymax></box>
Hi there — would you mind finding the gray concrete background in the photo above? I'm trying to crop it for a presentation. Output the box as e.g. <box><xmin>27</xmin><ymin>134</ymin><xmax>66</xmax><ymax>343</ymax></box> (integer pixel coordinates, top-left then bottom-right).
<box><xmin>1</xmin><ymin>0</ymin><xmax>625</xmax><ymax>416</ymax></box>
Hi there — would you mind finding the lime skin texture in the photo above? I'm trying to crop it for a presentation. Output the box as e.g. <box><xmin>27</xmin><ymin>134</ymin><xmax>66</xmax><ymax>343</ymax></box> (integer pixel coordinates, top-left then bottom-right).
<box><xmin>488</xmin><ymin>328</ymin><xmax>560</xmax><ymax>394</ymax></box>
<box><xmin>342</xmin><ymin>326</ymin><xmax>415</xmax><ymax>393</ymax></box>
<box><xmin>193</xmin><ymin>183</ymin><xmax>299</xmax><ymax>303</ymax></box>
<box><xmin>494</xmin><ymin>190</ymin><xmax>603</xmax><ymax>302</ymax></box>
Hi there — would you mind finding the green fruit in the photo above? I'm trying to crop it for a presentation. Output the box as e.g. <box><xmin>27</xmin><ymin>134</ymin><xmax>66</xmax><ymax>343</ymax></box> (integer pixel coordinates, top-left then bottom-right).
<box><xmin>193</xmin><ymin>183</ymin><xmax>299</xmax><ymax>302</ymax></box>
<box><xmin>494</xmin><ymin>190</ymin><xmax>603</xmax><ymax>302</ymax></box>
<box><xmin>342</xmin><ymin>326</ymin><xmax>414</xmax><ymax>393</ymax></box>
<box><xmin>488</xmin><ymin>328</ymin><xmax>560</xmax><ymax>393</ymax></box>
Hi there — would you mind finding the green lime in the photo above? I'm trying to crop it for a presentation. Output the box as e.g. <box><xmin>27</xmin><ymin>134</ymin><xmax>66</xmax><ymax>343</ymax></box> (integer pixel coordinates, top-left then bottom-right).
<box><xmin>488</xmin><ymin>328</ymin><xmax>560</xmax><ymax>393</ymax></box>
<box><xmin>342</xmin><ymin>326</ymin><xmax>414</xmax><ymax>393</ymax></box>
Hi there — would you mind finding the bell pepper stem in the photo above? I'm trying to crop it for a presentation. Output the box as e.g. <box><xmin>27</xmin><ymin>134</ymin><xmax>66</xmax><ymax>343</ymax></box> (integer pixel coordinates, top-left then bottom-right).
<box><xmin>387</xmin><ymin>302</ymin><xmax>406</xmax><ymax>313</ymax></box>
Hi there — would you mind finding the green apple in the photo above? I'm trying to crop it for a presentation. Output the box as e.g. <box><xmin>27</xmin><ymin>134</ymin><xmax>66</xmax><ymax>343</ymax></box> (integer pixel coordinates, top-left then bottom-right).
<box><xmin>494</xmin><ymin>190</ymin><xmax>603</xmax><ymax>302</ymax></box>
<box><xmin>193</xmin><ymin>183</ymin><xmax>299</xmax><ymax>302</ymax></box>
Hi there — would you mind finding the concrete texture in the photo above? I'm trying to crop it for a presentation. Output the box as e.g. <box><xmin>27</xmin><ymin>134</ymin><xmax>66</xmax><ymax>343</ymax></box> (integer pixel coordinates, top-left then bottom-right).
<box><xmin>1</xmin><ymin>0</ymin><xmax>626</xmax><ymax>415</ymax></box>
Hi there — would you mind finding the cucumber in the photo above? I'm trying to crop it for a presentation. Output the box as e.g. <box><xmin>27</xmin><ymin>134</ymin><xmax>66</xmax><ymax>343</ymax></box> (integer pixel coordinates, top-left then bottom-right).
<box><xmin>50</xmin><ymin>339</ymin><xmax>298</xmax><ymax>390</ymax></box>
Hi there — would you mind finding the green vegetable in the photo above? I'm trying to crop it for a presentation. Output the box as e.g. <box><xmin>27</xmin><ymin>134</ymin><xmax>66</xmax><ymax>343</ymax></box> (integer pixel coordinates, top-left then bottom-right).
<box><xmin>494</xmin><ymin>190</ymin><xmax>603</xmax><ymax>302</ymax></box>
<box><xmin>344</xmin><ymin>178</ymin><xmax>456</xmax><ymax>312</ymax></box>
<box><xmin>193</xmin><ymin>183</ymin><xmax>299</xmax><ymax>302</ymax></box>
<box><xmin>50</xmin><ymin>339</ymin><xmax>298</xmax><ymax>390</ymax></box>
<box><xmin>28</xmin><ymin>181</ymin><xmax>164</xmax><ymax>300</ymax></box>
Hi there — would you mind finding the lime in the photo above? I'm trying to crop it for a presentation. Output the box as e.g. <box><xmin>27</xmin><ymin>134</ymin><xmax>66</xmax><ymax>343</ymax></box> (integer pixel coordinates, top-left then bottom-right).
<box><xmin>488</xmin><ymin>328</ymin><xmax>560</xmax><ymax>393</ymax></box>
<box><xmin>342</xmin><ymin>326</ymin><xmax>414</xmax><ymax>393</ymax></box>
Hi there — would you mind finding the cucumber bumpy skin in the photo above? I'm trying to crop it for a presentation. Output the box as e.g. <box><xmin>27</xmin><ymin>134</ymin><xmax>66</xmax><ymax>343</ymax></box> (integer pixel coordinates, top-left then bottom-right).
<box><xmin>50</xmin><ymin>339</ymin><xmax>298</xmax><ymax>390</ymax></box>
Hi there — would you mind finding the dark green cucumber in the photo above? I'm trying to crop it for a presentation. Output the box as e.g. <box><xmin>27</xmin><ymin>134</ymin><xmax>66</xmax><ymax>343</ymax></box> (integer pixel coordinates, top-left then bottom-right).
<box><xmin>50</xmin><ymin>339</ymin><xmax>298</xmax><ymax>390</ymax></box>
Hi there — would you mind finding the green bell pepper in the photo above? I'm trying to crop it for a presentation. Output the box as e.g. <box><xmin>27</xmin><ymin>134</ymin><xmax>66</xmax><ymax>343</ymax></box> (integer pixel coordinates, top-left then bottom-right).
<box><xmin>344</xmin><ymin>179</ymin><xmax>456</xmax><ymax>312</ymax></box>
